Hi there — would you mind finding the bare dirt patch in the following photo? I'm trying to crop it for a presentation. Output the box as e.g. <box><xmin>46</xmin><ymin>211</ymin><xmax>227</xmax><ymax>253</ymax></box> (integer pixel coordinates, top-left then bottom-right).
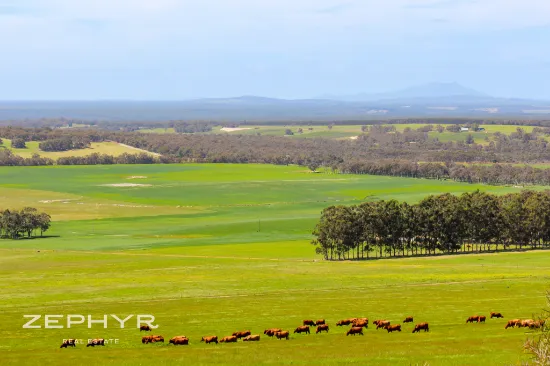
<box><xmin>126</xmin><ymin>176</ymin><xmax>148</xmax><ymax>179</ymax></box>
<box><xmin>220</xmin><ymin>127</ymin><xmax>252</xmax><ymax>132</ymax></box>
<box><xmin>100</xmin><ymin>183</ymin><xmax>152</xmax><ymax>188</ymax></box>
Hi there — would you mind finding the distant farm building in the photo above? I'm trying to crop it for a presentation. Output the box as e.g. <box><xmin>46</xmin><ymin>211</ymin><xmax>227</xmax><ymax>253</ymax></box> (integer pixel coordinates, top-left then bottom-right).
<box><xmin>460</xmin><ymin>127</ymin><xmax>469</xmax><ymax>132</ymax></box>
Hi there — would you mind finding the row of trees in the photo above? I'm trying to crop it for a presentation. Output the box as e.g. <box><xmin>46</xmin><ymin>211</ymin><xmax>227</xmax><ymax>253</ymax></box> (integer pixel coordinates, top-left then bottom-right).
<box><xmin>0</xmin><ymin>207</ymin><xmax>51</xmax><ymax>239</ymax></box>
<box><xmin>312</xmin><ymin>190</ymin><xmax>550</xmax><ymax>260</ymax></box>
<box><xmin>38</xmin><ymin>137</ymin><xmax>91</xmax><ymax>151</ymax></box>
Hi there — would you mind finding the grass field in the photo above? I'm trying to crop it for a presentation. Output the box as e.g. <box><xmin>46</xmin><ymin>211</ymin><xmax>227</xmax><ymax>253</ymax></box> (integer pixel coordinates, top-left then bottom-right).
<box><xmin>0</xmin><ymin>139</ymin><xmax>156</xmax><ymax>159</ymax></box>
<box><xmin>0</xmin><ymin>164</ymin><xmax>548</xmax><ymax>365</ymax></box>
<box><xmin>136</xmin><ymin>124</ymin><xmax>538</xmax><ymax>144</ymax></box>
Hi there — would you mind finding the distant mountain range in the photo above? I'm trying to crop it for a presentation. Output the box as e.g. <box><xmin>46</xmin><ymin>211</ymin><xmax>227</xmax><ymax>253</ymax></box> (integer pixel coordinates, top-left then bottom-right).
<box><xmin>1</xmin><ymin>83</ymin><xmax>549</xmax><ymax>121</ymax></box>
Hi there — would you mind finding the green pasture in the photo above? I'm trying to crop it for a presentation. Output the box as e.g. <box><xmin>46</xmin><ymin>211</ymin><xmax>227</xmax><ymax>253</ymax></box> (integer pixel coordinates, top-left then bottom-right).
<box><xmin>0</xmin><ymin>164</ymin><xmax>548</xmax><ymax>365</ymax></box>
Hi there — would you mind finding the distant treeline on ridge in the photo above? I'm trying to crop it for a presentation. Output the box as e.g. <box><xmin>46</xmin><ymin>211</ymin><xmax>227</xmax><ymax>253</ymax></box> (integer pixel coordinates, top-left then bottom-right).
<box><xmin>312</xmin><ymin>190</ymin><xmax>550</xmax><ymax>260</ymax></box>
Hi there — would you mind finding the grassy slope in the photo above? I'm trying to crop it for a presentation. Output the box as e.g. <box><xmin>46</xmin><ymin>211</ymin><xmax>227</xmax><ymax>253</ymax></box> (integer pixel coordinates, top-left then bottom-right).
<box><xmin>0</xmin><ymin>139</ymin><xmax>155</xmax><ymax>159</ymax></box>
<box><xmin>0</xmin><ymin>164</ymin><xmax>547</xmax><ymax>365</ymax></box>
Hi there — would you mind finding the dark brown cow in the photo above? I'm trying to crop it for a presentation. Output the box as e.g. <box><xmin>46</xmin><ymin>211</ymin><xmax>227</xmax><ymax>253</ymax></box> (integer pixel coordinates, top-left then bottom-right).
<box><xmin>412</xmin><ymin>323</ymin><xmax>429</xmax><ymax>333</ymax></box>
<box><xmin>201</xmin><ymin>336</ymin><xmax>218</xmax><ymax>344</ymax></box>
<box><xmin>303</xmin><ymin>320</ymin><xmax>315</xmax><ymax>326</ymax></box>
<box><xmin>86</xmin><ymin>338</ymin><xmax>105</xmax><ymax>347</ymax></box>
<box><xmin>263</xmin><ymin>328</ymin><xmax>282</xmax><ymax>337</ymax></box>
<box><xmin>142</xmin><ymin>335</ymin><xmax>163</xmax><ymax>344</ymax></box>
<box><xmin>316</xmin><ymin>324</ymin><xmax>329</xmax><ymax>334</ymax></box>
<box><xmin>505</xmin><ymin>319</ymin><xmax>521</xmax><ymax>329</ymax></box>
<box><xmin>243</xmin><ymin>335</ymin><xmax>260</xmax><ymax>342</ymax></box>
<box><xmin>142</xmin><ymin>336</ymin><xmax>153</xmax><ymax>344</ymax></box>
<box><xmin>60</xmin><ymin>339</ymin><xmax>76</xmax><ymax>348</ymax></box>
<box><xmin>478</xmin><ymin>316</ymin><xmax>486</xmax><ymax>323</ymax></box>
<box><xmin>403</xmin><ymin>317</ymin><xmax>414</xmax><ymax>323</ymax></box>
<box><xmin>232</xmin><ymin>330</ymin><xmax>251</xmax><ymax>339</ymax></box>
<box><xmin>140</xmin><ymin>325</ymin><xmax>152</xmax><ymax>332</ymax></box>
<box><xmin>294</xmin><ymin>326</ymin><xmax>310</xmax><ymax>334</ymax></box>
<box><xmin>386</xmin><ymin>324</ymin><xmax>401</xmax><ymax>333</ymax></box>
<box><xmin>220</xmin><ymin>336</ymin><xmax>238</xmax><ymax>343</ymax></box>
<box><xmin>346</xmin><ymin>327</ymin><xmax>364</xmax><ymax>336</ymax></box>
<box><xmin>376</xmin><ymin>320</ymin><xmax>390</xmax><ymax>330</ymax></box>
<box><xmin>169</xmin><ymin>336</ymin><xmax>189</xmax><ymax>345</ymax></box>
<box><xmin>490</xmin><ymin>312</ymin><xmax>504</xmax><ymax>319</ymax></box>
<box><xmin>315</xmin><ymin>319</ymin><xmax>326</xmax><ymax>326</ymax></box>
<box><xmin>275</xmin><ymin>331</ymin><xmax>289</xmax><ymax>340</ymax></box>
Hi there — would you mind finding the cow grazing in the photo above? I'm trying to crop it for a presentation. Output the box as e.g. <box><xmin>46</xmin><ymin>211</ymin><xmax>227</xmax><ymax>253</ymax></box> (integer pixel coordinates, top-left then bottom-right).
<box><xmin>505</xmin><ymin>319</ymin><xmax>521</xmax><ymax>329</ymax></box>
<box><xmin>86</xmin><ymin>339</ymin><xmax>105</xmax><ymax>347</ymax></box>
<box><xmin>529</xmin><ymin>320</ymin><xmax>545</xmax><ymax>330</ymax></box>
<box><xmin>169</xmin><ymin>336</ymin><xmax>189</xmax><ymax>345</ymax></box>
<box><xmin>353</xmin><ymin>320</ymin><xmax>368</xmax><ymax>328</ymax></box>
<box><xmin>294</xmin><ymin>326</ymin><xmax>310</xmax><ymax>334</ymax></box>
<box><xmin>376</xmin><ymin>321</ymin><xmax>390</xmax><ymax>330</ymax></box>
<box><xmin>521</xmin><ymin>319</ymin><xmax>535</xmax><ymax>328</ymax></box>
<box><xmin>263</xmin><ymin>329</ymin><xmax>282</xmax><ymax>337</ymax></box>
<box><xmin>232</xmin><ymin>331</ymin><xmax>251</xmax><ymax>339</ymax></box>
<box><xmin>316</xmin><ymin>324</ymin><xmax>329</xmax><ymax>334</ymax></box>
<box><xmin>403</xmin><ymin>317</ymin><xmax>414</xmax><ymax>323</ymax></box>
<box><xmin>143</xmin><ymin>335</ymin><xmax>164</xmax><ymax>344</ymax></box>
<box><xmin>336</xmin><ymin>319</ymin><xmax>356</xmax><ymax>326</ymax></box>
<box><xmin>201</xmin><ymin>336</ymin><xmax>218</xmax><ymax>344</ymax></box>
<box><xmin>142</xmin><ymin>336</ymin><xmax>153</xmax><ymax>344</ymax></box>
<box><xmin>478</xmin><ymin>316</ymin><xmax>486</xmax><ymax>323</ymax></box>
<box><xmin>275</xmin><ymin>331</ymin><xmax>289</xmax><ymax>340</ymax></box>
<box><xmin>386</xmin><ymin>324</ymin><xmax>401</xmax><ymax>333</ymax></box>
<box><xmin>220</xmin><ymin>336</ymin><xmax>238</xmax><ymax>343</ymax></box>
<box><xmin>60</xmin><ymin>339</ymin><xmax>76</xmax><ymax>348</ymax></box>
<box><xmin>315</xmin><ymin>319</ymin><xmax>326</xmax><ymax>326</ymax></box>
<box><xmin>303</xmin><ymin>320</ymin><xmax>315</xmax><ymax>326</ymax></box>
<box><xmin>490</xmin><ymin>312</ymin><xmax>504</xmax><ymax>319</ymax></box>
<box><xmin>152</xmin><ymin>335</ymin><xmax>164</xmax><ymax>343</ymax></box>
<box><xmin>412</xmin><ymin>323</ymin><xmax>429</xmax><ymax>333</ymax></box>
<box><xmin>140</xmin><ymin>325</ymin><xmax>152</xmax><ymax>332</ymax></box>
<box><xmin>243</xmin><ymin>335</ymin><xmax>260</xmax><ymax>342</ymax></box>
<box><xmin>466</xmin><ymin>316</ymin><xmax>478</xmax><ymax>323</ymax></box>
<box><xmin>346</xmin><ymin>327</ymin><xmax>364</xmax><ymax>336</ymax></box>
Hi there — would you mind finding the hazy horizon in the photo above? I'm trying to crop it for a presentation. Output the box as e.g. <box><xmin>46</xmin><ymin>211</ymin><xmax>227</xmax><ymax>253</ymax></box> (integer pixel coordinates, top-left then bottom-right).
<box><xmin>1</xmin><ymin>1</ymin><xmax>549</xmax><ymax>100</ymax></box>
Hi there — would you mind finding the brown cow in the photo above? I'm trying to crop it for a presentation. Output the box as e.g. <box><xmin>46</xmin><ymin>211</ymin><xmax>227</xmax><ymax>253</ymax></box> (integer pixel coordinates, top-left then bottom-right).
<box><xmin>169</xmin><ymin>336</ymin><xmax>189</xmax><ymax>345</ymax></box>
<box><xmin>232</xmin><ymin>330</ymin><xmax>251</xmax><ymax>339</ymax></box>
<box><xmin>86</xmin><ymin>338</ymin><xmax>105</xmax><ymax>347</ymax></box>
<box><xmin>220</xmin><ymin>336</ymin><xmax>238</xmax><ymax>343</ymax></box>
<box><xmin>263</xmin><ymin>328</ymin><xmax>282</xmax><ymax>337</ymax></box>
<box><xmin>336</xmin><ymin>319</ymin><xmax>356</xmax><ymax>326</ymax></box>
<box><xmin>316</xmin><ymin>324</ymin><xmax>329</xmax><ymax>334</ymax></box>
<box><xmin>412</xmin><ymin>323</ymin><xmax>429</xmax><ymax>333</ymax></box>
<box><xmin>403</xmin><ymin>317</ymin><xmax>414</xmax><ymax>323</ymax></box>
<box><xmin>346</xmin><ymin>327</ymin><xmax>364</xmax><ymax>336</ymax></box>
<box><xmin>60</xmin><ymin>339</ymin><xmax>76</xmax><ymax>348</ymax></box>
<box><xmin>529</xmin><ymin>320</ymin><xmax>545</xmax><ymax>330</ymax></box>
<box><xmin>353</xmin><ymin>320</ymin><xmax>369</xmax><ymax>329</ymax></box>
<box><xmin>505</xmin><ymin>319</ymin><xmax>521</xmax><ymax>329</ymax></box>
<box><xmin>140</xmin><ymin>325</ymin><xmax>152</xmax><ymax>332</ymax></box>
<box><xmin>490</xmin><ymin>312</ymin><xmax>504</xmax><ymax>319</ymax></box>
<box><xmin>152</xmin><ymin>335</ymin><xmax>164</xmax><ymax>343</ymax></box>
<box><xmin>478</xmin><ymin>316</ymin><xmax>486</xmax><ymax>323</ymax></box>
<box><xmin>294</xmin><ymin>326</ymin><xmax>310</xmax><ymax>334</ymax></box>
<box><xmin>315</xmin><ymin>319</ymin><xmax>326</xmax><ymax>326</ymax></box>
<box><xmin>303</xmin><ymin>320</ymin><xmax>315</xmax><ymax>326</ymax></box>
<box><xmin>243</xmin><ymin>335</ymin><xmax>260</xmax><ymax>342</ymax></box>
<box><xmin>466</xmin><ymin>316</ymin><xmax>478</xmax><ymax>323</ymax></box>
<box><xmin>376</xmin><ymin>321</ymin><xmax>390</xmax><ymax>330</ymax></box>
<box><xmin>386</xmin><ymin>324</ymin><xmax>401</xmax><ymax>333</ymax></box>
<box><xmin>142</xmin><ymin>336</ymin><xmax>153</xmax><ymax>344</ymax></box>
<box><xmin>520</xmin><ymin>319</ymin><xmax>535</xmax><ymax>328</ymax></box>
<box><xmin>201</xmin><ymin>336</ymin><xmax>218</xmax><ymax>344</ymax></box>
<box><xmin>275</xmin><ymin>331</ymin><xmax>289</xmax><ymax>340</ymax></box>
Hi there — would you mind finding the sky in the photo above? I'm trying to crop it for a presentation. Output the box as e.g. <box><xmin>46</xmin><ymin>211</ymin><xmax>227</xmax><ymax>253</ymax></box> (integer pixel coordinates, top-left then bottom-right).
<box><xmin>0</xmin><ymin>0</ymin><xmax>549</xmax><ymax>100</ymax></box>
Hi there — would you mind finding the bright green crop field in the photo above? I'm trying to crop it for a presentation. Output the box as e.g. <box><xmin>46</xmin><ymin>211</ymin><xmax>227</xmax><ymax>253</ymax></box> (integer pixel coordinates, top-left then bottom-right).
<box><xmin>0</xmin><ymin>164</ymin><xmax>548</xmax><ymax>365</ymax></box>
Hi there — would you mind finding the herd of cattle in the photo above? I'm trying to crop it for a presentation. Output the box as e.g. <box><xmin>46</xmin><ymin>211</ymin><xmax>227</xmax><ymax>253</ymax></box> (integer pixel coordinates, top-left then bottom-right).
<box><xmin>59</xmin><ymin>312</ymin><xmax>545</xmax><ymax>348</ymax></box>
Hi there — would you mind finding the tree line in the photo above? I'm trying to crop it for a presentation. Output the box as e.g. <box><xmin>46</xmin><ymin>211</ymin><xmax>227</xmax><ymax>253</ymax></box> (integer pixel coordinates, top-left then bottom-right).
<box><xmin>0</xmin><ymin>207</ymin><xmax>51</xmax><ymax>239</ymax></box>
<box><xmin>312</xmin><ymin>190</ymin><xmax>550</xmax><ymax>260</ymax></box>
<box><xmin>39</xmin><ymin>137</ymin><xmax>91</xmax><ymax>152</ymax></box>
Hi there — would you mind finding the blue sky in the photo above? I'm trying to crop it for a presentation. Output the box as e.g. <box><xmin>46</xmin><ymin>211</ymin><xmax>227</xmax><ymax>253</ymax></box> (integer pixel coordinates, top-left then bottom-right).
<box><xmin>0</xmin><ymin>0</ymin><xmax>549</xmax><ymax>100</ymax></box>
